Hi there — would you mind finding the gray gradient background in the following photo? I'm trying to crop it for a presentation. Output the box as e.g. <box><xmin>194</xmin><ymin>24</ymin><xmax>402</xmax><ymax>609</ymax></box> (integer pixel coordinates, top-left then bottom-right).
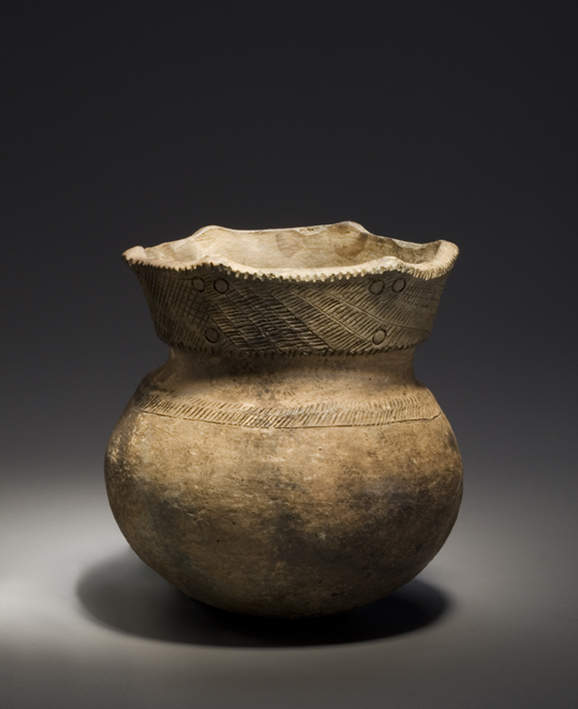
<box><xmin>1</xmin><ymin>2</ymin><xmax>577</xmax><ymax>708</ymax></box>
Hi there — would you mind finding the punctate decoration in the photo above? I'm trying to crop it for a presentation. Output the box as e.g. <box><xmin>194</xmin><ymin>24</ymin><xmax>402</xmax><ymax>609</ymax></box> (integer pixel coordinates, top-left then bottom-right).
<box><xmin>105</xmin><ymin>221</ymin><xmax>463</xmax><ymax>617</ymax></box>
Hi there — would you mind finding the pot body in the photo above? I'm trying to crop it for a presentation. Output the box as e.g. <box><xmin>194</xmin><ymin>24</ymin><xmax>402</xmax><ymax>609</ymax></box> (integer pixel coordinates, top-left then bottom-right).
<box><xmin>106</xmin><ymin>349</ymin><xmax>462</xmax><ymax>617</ymax></box>
<box><xmin>106</xmin><ymin>222</ymin><xmax>463</xmax><ymax>617</ymax></box>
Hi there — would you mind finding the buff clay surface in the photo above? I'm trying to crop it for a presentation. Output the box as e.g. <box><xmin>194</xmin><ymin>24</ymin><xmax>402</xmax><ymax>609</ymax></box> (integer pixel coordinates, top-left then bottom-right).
<box><xmin>105</xmin><ymin>221</ymin><xmax>463</xmax><ymax>617</ymax></box>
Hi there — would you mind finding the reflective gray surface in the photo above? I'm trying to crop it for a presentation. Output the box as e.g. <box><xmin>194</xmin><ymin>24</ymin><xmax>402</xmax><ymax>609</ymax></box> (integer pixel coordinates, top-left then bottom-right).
<box><xmin>2</xmin><ymin>453</ymin><xmax>576</xmax><ymax>708</ymax></box>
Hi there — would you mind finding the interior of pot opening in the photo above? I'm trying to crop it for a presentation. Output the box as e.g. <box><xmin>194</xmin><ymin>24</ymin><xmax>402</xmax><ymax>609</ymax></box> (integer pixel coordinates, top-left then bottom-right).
<box><xmin>144</xmin><ymin>222</ymin><xmax>441</xmax><ymax>270</ymax></box>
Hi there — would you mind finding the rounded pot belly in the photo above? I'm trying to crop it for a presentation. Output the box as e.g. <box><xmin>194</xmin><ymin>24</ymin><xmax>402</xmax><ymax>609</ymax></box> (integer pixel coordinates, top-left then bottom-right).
<box><xmin>105</xmin><ymin>404</ymin><xmax>463</xmax><ymax>617</ymax></box>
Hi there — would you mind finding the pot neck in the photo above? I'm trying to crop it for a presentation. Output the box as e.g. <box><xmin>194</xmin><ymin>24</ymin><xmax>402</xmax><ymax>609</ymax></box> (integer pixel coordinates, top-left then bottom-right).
<box><xmin>160</xmin><ymin>346</ymin><xmax>418</xmax><ymax>386</ymax></box>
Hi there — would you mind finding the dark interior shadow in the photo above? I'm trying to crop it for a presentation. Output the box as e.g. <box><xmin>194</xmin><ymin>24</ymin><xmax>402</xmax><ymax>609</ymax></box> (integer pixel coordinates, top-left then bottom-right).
<box><xmin>76</xmin><ymin>549</ymin><xmax>452</xmax><ymax>647</ymax></box>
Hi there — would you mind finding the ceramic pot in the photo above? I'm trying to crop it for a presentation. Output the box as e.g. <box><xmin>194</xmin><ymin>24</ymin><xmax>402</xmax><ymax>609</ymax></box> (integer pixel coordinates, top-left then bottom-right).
<box><xmin>105</xmin><ymin>221</ymin><xmax>462</xmax><ymax>617</ymax></box>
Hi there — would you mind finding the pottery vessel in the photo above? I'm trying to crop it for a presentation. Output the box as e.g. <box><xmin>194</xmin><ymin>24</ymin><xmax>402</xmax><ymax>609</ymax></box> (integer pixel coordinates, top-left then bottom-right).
<box><xmin>105</xmin><ymin>221</ymin><xmax>462</xmax><ymax>617</ymax></box>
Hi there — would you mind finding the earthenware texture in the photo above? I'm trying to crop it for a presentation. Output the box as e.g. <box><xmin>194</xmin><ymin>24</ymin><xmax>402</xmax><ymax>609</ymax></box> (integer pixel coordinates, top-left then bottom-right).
<box><xmin>105</xmin><ymin>221</ymin><xmax>463</xmax><ymax>617</ymax></box>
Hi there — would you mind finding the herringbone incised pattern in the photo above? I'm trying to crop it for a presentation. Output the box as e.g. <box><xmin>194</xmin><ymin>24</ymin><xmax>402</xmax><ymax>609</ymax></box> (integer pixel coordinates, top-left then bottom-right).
<box><xmin>132</xmin><ymin>379</ymin><xmax>441</xmax><ymax>429</ymax></box>
<box><xmin>133</xmin><ymin>265</ymin><xmax>447</xmax><ymax>356</ymax></box>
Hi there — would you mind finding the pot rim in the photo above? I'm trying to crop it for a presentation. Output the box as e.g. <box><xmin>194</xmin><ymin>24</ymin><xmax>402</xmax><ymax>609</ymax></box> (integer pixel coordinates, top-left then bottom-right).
<box><xmin>123</xmin><ymin>221</ymin><xmax>458</xmax><ymax>282</ymax></box>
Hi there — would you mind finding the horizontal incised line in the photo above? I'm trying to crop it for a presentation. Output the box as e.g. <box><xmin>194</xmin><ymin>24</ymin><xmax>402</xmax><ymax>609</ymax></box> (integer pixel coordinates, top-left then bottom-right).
<box><xmin>132</xmin><ymin>384</ymin><xmax>441</xmax><ymax>428</ymax></box>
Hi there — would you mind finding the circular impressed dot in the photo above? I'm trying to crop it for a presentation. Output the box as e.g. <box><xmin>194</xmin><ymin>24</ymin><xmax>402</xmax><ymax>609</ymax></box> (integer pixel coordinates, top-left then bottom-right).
<box><xmin>369</xmin><ymin>280</ymin><xmax>384</xmax><ymax>295</ymax></box>
<box><xmin>205</xmin><ymin>327</ymin><xmax>220</xmax><ymax>343</ymax></box>
<box><xmin>192</xmin><ymin>277</ymin><xmax>205</xmax><ymax>291</ymax></box>
<box><xmin>392</xmin><ymin>278</ymin><xmax>406</xmax><ymax>293</ymax></box>
<box><xmin>214</xmin><ymin>278</ymin><xmax>229</xmax><ymax>293</ymax></box>
<box><xmin>372</xmin><ymin>329</ymin><xmax>387</xmax><ymax>345</ymax></box>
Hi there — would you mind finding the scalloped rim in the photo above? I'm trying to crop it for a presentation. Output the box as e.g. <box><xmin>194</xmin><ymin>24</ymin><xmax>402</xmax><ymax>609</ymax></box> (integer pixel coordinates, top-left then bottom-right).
<box><xmin>123</xmin><ymin>222</ymin><xmax>459</xmax><ymax>282</ymax></box>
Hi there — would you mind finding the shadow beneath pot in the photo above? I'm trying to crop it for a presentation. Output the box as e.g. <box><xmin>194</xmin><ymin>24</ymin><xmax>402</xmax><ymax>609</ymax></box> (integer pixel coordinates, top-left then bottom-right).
<box><xmin>76</xmin><ymin>549</ymin><xmax>452</xmax><ymax>647</ymax></box>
